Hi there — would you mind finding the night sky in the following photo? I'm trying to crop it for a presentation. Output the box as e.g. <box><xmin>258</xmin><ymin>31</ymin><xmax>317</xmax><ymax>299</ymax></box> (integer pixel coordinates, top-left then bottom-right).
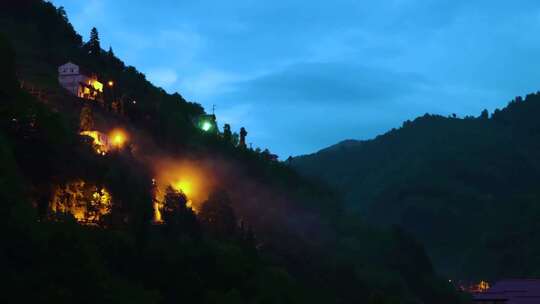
<box><xmin>51</xmin><ymin>0</ymin><xmax>540</xmax><ymax>158</ymax></box>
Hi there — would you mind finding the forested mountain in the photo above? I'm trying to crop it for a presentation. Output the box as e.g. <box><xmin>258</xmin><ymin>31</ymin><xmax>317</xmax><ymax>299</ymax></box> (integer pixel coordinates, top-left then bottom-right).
<box><xmin>0</xmin><ymin>1</ymin><xmax>466</xmax><ymax>303</ymax></box>
<box><xmin>292</xmin><ymin>93</ymin><xmax>540</xmax><ymax>280</ymax></box>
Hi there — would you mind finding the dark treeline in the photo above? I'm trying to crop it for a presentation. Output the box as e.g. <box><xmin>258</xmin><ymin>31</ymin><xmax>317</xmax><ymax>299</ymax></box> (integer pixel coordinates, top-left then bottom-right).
<box><xmin>0</xmin><ymin>1</ymin><xmax>467</xmax><ymax>303</ymax></box>
<box><xmin>293</xmin><ymin>93</ymin><xmax>540</xmax><ymax>281</ymax></box>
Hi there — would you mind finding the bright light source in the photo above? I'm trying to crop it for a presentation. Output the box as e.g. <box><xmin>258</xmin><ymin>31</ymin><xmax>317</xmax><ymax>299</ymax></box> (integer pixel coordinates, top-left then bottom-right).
<box><xmin>201</xmin><ymin>121</ymin><xmax>212</xmax><ymax>132</ymax></box>
<box><xmin>109</xmin><ymin>129</ymin><xmax>128</xmax><ymax>148</ymax></box>
<box><xmin>173</xmin><ymin>180</ymin><xmax>193</xmax><ymax>196</ymax></box>
<box><xmin>173</xmin><ymin>180</ymin><xmax>195</xmax><ymax>211</ymax></box>
<box><xmin>90</xmin><ymin>79</ymin><xmax>103</xmax><ymax>93</ymax></box>
<box><xmin>108</xmin><ymin>80</ymin><xmax>114</xmax><ymax>87</ymax></box>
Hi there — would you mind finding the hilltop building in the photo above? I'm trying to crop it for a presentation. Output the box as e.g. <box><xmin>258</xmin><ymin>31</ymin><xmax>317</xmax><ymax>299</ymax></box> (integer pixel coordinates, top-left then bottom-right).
<box><xmin>473</xmin><ymin>279</ymin><xmax>540</xmax><ymax>304</ymax></box>
<box><xmin>58</xmin><ymin>62</ymin><xmax>103</xmax><ymax>100</ymax></box>
<box><xmin>194</xmin><ymin>114</ymin><xmax>218</xmax><ymax>133</ymax></box>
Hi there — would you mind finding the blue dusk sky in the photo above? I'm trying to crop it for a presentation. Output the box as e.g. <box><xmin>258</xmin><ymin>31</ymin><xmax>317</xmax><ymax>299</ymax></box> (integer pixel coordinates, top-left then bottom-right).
<box><xmin>51</xmin><ymin>0</ymin><xmax>540</xmax><ymax>158</ymax></box>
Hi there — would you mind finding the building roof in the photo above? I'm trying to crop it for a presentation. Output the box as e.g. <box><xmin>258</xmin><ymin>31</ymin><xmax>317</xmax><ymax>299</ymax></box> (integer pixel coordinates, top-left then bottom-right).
<box><xmin>58</xmin><ymin>62</ymin><xmax>94</xmax><ymax>77</ymax></box>
<box><xmin>59</xmin><ymin>61</ymin><xmax>78</xmax><ymax>68</ymax></box>
<box><xmin>474</xmin><ymin>279</ymin><xmax>540</xmax><ymax>304</ymax></box>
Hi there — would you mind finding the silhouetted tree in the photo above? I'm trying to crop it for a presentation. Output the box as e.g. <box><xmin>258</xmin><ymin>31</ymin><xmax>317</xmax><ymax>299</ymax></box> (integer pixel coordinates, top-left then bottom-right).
<box><xmin>57</xmin><ymin>6</ymin><xmax>67</xmax><ymax>22</ymax></box>
<box><xmin>239</xmin><ymin>127</ymin><xmax>247</xmax><ymax>148</ymax></box>
<box><xmin>231</xmin><ymin>132</ymin><xmax>239</xmax><ymax>147</ymax></box>
<box><xmin>199</xmin><ymin>189</ymin><xmax>237</xmax><ymax>238</ymax></box>
<box><xmin>162</xmin><ymin>186</ymin><xmax>199</xmax><ymax>237</ymax></box>
<box><xmin>162</xmin><ymin>186</ymin><xmax>187</xmax><ymax>222</ymax></box>
<box><xmin>87</xmin><ymin>27</ymin><xmax>101</xmax><ymax>56</ymax></box>
<box><xmin>223</xmin><ymin>123</ymin><xmax>232</xmax><ymax>142</ymax></box>
<box><xmin>286</xmin><ymin>156</ymin><xmax>293</xmax><ymax>165</ymax></box>
<box><xmin>480</xmin><ymin>109</ymin><xmax>489</xmax><ymax>119</ymax></box>
<box><xmin>262</xmin><ymin>149</ymin><xmax>271</xmax><ymax>160</ymax></box>
<box><xmin>107</xmin><ymin>46</ymin><xmax>114</xmax><ymax>58</ymax></box>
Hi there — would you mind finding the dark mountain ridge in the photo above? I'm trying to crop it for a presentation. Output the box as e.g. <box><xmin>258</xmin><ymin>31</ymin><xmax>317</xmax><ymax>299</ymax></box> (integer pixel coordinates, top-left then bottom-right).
<box><xmin>292</xmin><ymin>94</ymin><xmax>540</xmax><ymax>280</ymax></box>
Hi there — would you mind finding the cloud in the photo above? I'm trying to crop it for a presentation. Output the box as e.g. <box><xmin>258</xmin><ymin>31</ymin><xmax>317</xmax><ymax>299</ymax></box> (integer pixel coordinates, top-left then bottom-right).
<box><xmin>229</xmin><ymin>62</ymin><xmax>425</xmax><ymax>107</ymax></box>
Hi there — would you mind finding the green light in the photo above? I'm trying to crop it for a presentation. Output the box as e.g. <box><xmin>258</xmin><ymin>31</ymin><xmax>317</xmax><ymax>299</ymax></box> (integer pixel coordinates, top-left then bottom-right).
<box><xmin>201</xmin><ymin>121</ymin><xmax>212</xmax><ymax>132</ymax></box>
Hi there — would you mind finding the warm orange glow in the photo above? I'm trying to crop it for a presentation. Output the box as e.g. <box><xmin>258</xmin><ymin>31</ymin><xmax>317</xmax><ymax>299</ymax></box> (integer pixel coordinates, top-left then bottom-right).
<box><xmin>50</xmin><ymin>180</ymin><xmax>112</xmax><ymax>224</ymax></box>
<box><xmin>109</xmin><ymin>129</ymin><xmax>128</xmax><ymax>148</ymax></box>
<box><xmin>173</xmin><ymin>180</ymin><xmax>193</xmax><ymax>196</ymax></box>
<box><xmin>154</xmin><ymin>201</ymin><xmax>162</xmax><ymax>223</ymax></box>
<box><xmin>152</xmin><ymin>159</ymin><xmax>215</xmax><ymax>222</ymax></box>
<box><xmin>108</xmin><ymin>80</ymin><xmax>114</xmax><ymax>87</ymax></box>
<box><xmin>81</xmin><ymin>130</ymin><xmax>110</xmax><ymax>154</ymax></box>
<box><xmin>81</xmin><ymin>129</ymin><xmax>128</xmax><ymax>155</ymax></box>
<box><xmin>90</xmin><ymin>79</ymin><xmax>103</xmax><ymax>93</ymax></box>
<box><xmin>465</xmin><ymin>280</ymin><xmax>491</xmax><ymax>293</ymax></box>
<box><xmin>477</xmin><ymin>281</ymin><xmax>490</xmax><ymax>292</ymax></box>
<box><xmin>172</xmin><ymin>180</ymin><xmax>195</xmax><ymax>211</ymax></box>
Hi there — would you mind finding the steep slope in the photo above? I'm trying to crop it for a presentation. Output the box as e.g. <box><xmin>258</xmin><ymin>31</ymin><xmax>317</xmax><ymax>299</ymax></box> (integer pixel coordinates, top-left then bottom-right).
<box><xmin>292</xmin><ymin>95</ymin><xmax>540</xmax><ymax>279</ymax></box>
<box><xmin>0</xmin><ymin>1</ymin><xmax>468</xmax><ymax>303</ymax></box>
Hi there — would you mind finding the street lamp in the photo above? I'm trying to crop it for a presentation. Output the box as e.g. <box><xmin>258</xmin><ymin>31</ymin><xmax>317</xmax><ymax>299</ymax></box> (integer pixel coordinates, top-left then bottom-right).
<box><xmin>108</xmin><ymin>80</ymin><xmax>114</xmax><ymax>87</ymax></box>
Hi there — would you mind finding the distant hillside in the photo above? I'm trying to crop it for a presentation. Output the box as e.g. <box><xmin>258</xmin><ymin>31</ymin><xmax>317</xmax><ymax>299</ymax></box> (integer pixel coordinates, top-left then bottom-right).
<box><xmin>292</xmin><ymin>94</ymin><xmax>540</xmax><ymax>280</ymax></box>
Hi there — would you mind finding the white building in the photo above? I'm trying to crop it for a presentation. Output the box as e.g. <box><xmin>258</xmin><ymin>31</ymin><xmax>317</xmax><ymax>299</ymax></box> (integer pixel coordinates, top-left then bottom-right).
<box><xmin>58</xmin><ymin>62</ymin><xmax>103</xmax><ymax>100</ymax></box>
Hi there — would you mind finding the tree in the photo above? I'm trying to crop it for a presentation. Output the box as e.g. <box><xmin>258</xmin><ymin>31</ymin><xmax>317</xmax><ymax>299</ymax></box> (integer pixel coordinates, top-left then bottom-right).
<box><xmin>162</xmin><ymin>186</ymin><xmax>199</xmax><ymax>237</ymax></box>
<box><xmin>199</xmin><ymin>189</ymin><xmax>237</xmax><ymax>238</ymax></box>
<box><xmin>57</xmin><ymin>6</ymin><xmax>67</xmax><ymax>22</ymax></box>
<box><xmin>262</xmin><ymin>149</ymin><xmax>271</xmax><ymax>160</ymax></box>
<box><xmin>223</xmin><ymin>123</ymin><xmax>232</xmax><ymax>142</ymax></box>
<box><xmin>107</xmin><ymin>46</ymin><xmax>114</xmax><ymax>58</ymax></box>
<box><xmin>79</xmin><ymin>103</ymin><xmax>94</xmax><ymax>131</ymax></box>
<box><xmin>286</xmin><ymin>156</ymin><xmax>293</xmax><ymax>165</ymax></box>
<box><xmin>162</xmin><ymin>186</ymin><xmax>187</xmax><ymax>223</ymax></box>
<box><xmin>87</xmin><ymin>27</ymin><xmax>101</xmax><ymax>56</ymax></box>
<box><xmin>480</xmin><ymin>109</ymin><xmax>489</xmax><ymax>119</ymax></box>
<box><xmin>239</xmin><ymin>127</ymin><xmax>247</xmax><ymax>148</ymax></box>
<box><xmin>231</xmin><ymin>132</ymin><xmax>239</xmax><ymax>147</ymax></box>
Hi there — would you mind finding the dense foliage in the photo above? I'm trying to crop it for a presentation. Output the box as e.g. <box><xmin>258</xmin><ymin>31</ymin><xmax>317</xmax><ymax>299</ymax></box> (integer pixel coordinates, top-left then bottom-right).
<box><xmin>0</xmin><ymin>1</ymin><xmax>467</xmax><ymax>303</ymax></box>
<box><xmin>293</xmin><ymin>93</ymin><xmax>540</xmax><ymax>280</ymax></box>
